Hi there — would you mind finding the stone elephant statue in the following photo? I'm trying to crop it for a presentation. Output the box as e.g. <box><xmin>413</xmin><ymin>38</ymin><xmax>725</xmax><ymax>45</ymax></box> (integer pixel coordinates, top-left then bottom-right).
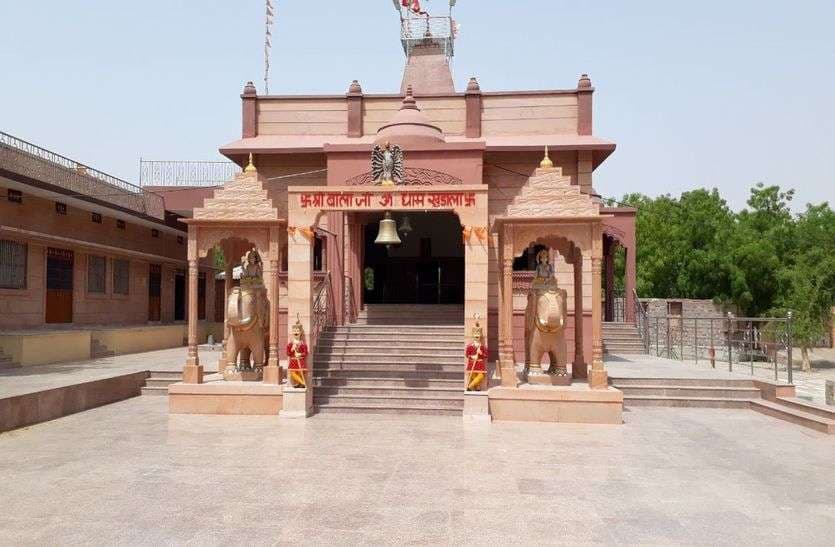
<box><xmin>225</xmin><ymin>249</ymin><xmax>270</xmax><ymax>372</ymax></box>
<box><xmin>524</xmin><ymin>286</ymin><xmax>568</xmax><ymax>376</ymax></box>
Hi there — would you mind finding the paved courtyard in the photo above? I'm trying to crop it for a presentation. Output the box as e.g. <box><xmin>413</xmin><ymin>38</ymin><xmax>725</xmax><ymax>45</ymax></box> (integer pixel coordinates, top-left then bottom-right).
<box><xmin>1</xmin><ymin>395</ymin><xmax>833</xmax><ymax>545</ymax></box>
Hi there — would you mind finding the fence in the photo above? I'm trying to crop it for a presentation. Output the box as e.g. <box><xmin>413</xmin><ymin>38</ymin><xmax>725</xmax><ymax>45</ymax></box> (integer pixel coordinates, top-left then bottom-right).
<box><xmin>138</xmin><ymin>160</ymin><xmax>240</xmax><ymax>187</ymax></box>
<box><xmin>644</xmin><ymin>311</ymin><xmax>795</xmax><ymax>384</ymax></box>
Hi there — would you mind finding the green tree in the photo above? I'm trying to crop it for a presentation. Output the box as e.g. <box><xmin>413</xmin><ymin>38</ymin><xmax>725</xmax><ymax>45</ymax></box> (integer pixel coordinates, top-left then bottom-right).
<box><xmin>772</xmin><ymin>203</ymin><xmax>835</xmax><ymax>371</ymax></box>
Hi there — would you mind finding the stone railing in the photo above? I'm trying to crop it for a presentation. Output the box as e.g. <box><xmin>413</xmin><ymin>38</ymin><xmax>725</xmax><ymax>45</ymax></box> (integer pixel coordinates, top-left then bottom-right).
<box><xmin>0</xmin><ymin>131</ymin><xmax>164</xmax><ymax>219</ymax></box>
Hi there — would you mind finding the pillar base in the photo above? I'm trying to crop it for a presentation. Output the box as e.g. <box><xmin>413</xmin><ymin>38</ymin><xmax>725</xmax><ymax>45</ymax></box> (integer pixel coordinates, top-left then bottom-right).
<box><xmin>589</xmin><ymin>368</ymin><xmax>608</xmax><ymax>389</ymax></box>
<box><xmin>499</xmin><ymin>360</ymin><xmax>519</xmax><ymax>388</ymax></box>
<box><xmin>463</xmin><ymin>391</ymin><xmax>491</xmax><ymax>423</ymax></box>
<box><xmin>263</xmin><ymin>365</ymin><xmax>282</xmax><ymax>385</ymax></box>
<box><xmin>182</xmin><ymin>365</ymin><xmax>204</xmax><ymax>384</ymax></box>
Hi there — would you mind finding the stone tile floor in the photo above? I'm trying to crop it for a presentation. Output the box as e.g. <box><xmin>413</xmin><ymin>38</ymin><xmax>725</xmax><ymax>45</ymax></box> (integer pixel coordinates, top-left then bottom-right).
<box><xmin>606</xmin><ymin>352</ymin><xmax>835</xmax><ymax>405</ymax></box>
<box><xmin>0</xmin><ymin>347</ymin><xmax>221</xmax><ymax>399</ymax></box>
<box><xmin>1</xmin><ymin>396</ymin><xmax>833</xmax><ymax>545</ymax></box>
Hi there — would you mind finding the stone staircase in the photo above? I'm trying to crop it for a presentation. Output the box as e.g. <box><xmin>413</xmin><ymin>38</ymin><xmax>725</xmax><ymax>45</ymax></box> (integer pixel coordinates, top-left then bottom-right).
<box><xmin>313</xmin><ymin>304</ymin><xmax>466</xmax><ymax>415</ymax></box>
<box><xmin>91</xmin><ymin>339</ymin><xmax>115</xmax><ymax>359</ymax></box>
<box><xmin>0</xmin><ymin>349</ymin><xmax>20</xmax><ymax>371</ymax></box>
<box><xmin>603</xmin><ymin>322</ymin><xmax>646</xmax><ymax>355</ymax></box>
<box><xmin>611</xmin><ymin>377</ymin><xmax>835</xmax><ymax>433</ymax></box>
<box><xmin>141</xmin><ymin>371</ymin><xmax>182</xmax><ymax>396</ymax></box>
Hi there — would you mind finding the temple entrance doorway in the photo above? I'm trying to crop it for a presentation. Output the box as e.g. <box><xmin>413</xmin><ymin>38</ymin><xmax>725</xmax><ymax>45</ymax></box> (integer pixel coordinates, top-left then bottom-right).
<box><xmin>362</xmin><ymin>212</ymin><xmax>464</xmax><ymax>305</ymax></box>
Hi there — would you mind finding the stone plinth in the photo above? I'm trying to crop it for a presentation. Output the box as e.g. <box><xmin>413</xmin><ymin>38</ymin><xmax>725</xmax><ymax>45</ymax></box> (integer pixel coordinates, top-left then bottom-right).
<box><xmin>526</xmin><ymin>373</ymin><xmax>571</xmax><ymax>386</ymax></box>
<box><xmin>221</xmin><ymin>368</ymin><xmax>263</xmax><ymax>382</ymax></box>
<box><xmin>463</xmin><ymin>391</ymin><xmax>490</xmax><ymax>423</ymax></box>
<box><xmin>488</xmin><ymin>383</ymin><xmax>623</xmax><ymax>424</ymax></box>
<box><xmin>168</xmin><ymin>381</ymin><xmax>283</xmax><ymax>415</ymax></box>
<box><xmin>280</xmin><ymin>387</ymin><xmax>312</xmax><ymax>418</ymax></box>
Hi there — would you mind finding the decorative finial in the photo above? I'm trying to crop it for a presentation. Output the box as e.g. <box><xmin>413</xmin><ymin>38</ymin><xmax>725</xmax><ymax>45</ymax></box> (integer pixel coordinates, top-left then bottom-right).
<box><xmin>540</xmin><ymin>145</ymin><xmax>554</xmax><ymax>169</ymax></box>
<box><xmin>578</xmin><ymin>74</ymin><xmax>592</xmax><ymax>89</ymax></box>
<box><xmin>244</xmin><ymin>153</ymin><xmax>257</xmax><ymax>173</ymax></box>
<box><xmin>348</xmin><ymin>79</ymin><xmax>362</xmax><ymax>94</ymax></box>
<box><xmin>401</xmin><ymin>85</ymin><xmax>418</xmax><ymax>110</ymax></box>
<box><xmin>466</xmin><ymin>77</ymin><xmax>481</xmax><ymax>93</ymax></box>
<box><xmin>243</xmin><ymin>81</ymin><xmax>257</xmax><ymax>96</ymax></box>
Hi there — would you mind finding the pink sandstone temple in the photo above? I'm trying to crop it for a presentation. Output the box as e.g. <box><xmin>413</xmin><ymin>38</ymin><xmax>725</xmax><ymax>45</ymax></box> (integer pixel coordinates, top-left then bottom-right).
<box><xmin>166</xmin><ymin>7</ymin><xmax>636</xmax><ymax>422</ymax></box>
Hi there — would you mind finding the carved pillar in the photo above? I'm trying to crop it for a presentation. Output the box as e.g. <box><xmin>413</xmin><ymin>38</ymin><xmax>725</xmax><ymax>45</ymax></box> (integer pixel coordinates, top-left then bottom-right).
<box><xmin>183</xmin><ymin>225</ymin><xmax>202</xmax><ymax>383</ymax></box>
<box><xmin>326</xmin><ymin>212</ymin><xmax>345</xmax><ymax>326</ymax></box>
<box><xmin>590</xmin><ymin>245</ymin><xmax>608</xmax><ymax>389</ymax></box>
<box><xmin>264</xmin><ymin>226</ymin><xmax>282</xmax><ymax>384</ymax></box>
<box><xmin>573</xmin><ymin>249</ymin><xmax>587</xmax><ymax>378</ymax></box>
<box><xmin>604</xmin><ymin>237</ymin><xmax>614</xmax><ymax>322</ymax></box>
<box><xmin>625</xmin><ymin>245</ymin><xmax>637</xmax><ymax>324</ymax></box>
<box><xmin>283</xmin><ymin>225</ymin><xmax>314</xmax><ymax>417</ymax></box>
<box><xmin>218</xmin><ymin>259</ymin><xmax>233</xmax><ymax>371</ymax></box>
<box><xmin>499</xmin><ymin>224</ymin><xmax>517</xmax><ymax>387</ymax></box>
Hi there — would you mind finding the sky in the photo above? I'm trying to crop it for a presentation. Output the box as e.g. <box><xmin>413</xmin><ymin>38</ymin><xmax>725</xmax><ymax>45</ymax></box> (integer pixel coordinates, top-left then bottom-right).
<box><xmin>1</xmin><ymin>0</ymin><xmax>833</xmax><ymax>211</ymax></box>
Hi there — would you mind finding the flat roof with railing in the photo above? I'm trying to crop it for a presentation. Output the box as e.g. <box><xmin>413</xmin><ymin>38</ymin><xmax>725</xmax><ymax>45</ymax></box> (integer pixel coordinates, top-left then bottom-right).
<box><xmin>0</xmin><ymin>130</ymin><xmax>165</xmax><ymax>220</ymax></box>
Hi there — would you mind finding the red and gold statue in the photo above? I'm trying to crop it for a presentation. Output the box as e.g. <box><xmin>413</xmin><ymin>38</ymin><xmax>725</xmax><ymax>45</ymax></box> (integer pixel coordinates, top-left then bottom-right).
<box><xmin>465</xmin><ymin>321</ymin><xmax>488</xmax><ymax>391</ymax></box>
<box><xmin>286</xmin><ymin>319</ymin><xmax>308</xmax><ymax>388</ymax></box>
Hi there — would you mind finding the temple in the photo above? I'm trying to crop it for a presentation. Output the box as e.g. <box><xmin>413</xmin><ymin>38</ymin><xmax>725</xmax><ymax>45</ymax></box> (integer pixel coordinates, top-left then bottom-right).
<box><xmin>167</xmin><ymin>6</ymin><xmax>637</xmax><ymax>422</ymax></box>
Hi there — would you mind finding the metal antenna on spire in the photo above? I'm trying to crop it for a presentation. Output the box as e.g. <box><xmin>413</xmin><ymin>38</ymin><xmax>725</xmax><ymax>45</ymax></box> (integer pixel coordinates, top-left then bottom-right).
<box><xmin>264</xmin><ymin>0</ymin><xmax>275</xmax><ymax>94</ymax></box>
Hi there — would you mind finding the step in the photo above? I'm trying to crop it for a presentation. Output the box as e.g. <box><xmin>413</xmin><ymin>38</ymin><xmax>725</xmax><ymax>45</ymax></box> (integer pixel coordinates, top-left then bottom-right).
<box><xmin>622</xmin><ymin>395</ymin><xmax>752</xmax><ymax>409</ymax></box>
<box><xmin>315</xmin><ymin>354</ymin><xmax>461</xmax><ymax>364</ymax></box>
<box><xmin>314</xmin><ymin>362</ymin><xmax>462</xmax><ymax>373</ymax></box>
<box><xmin>315</xmin><ymin>346</ymin><xmax>462</xmax><ymax>356</ymax></box>
<box><xmin>313</xmin><ymin>405</ymin><xmax>462</xmax><ymax>416</ymax></box>
<box><xmin>145</xmin><ymin>378</ymin><xmax>180</xmax><ymax>388</ymax></box>
<box><xmin>313</xmin><ymin>385</ymin><xmax>463</xmax><ymax>398</ymax></box>
<box><xmin>611</xmin><ymin>377</ymin><xmax>756</xmax><ymax>388</ymax></box>
<box><xmin>148</xmin><ymin>371</ymin><xmax>183</xmax><ymax>380</ymax></box>
<box><xmin>141</xmin><ymin>386</ymin><xmax>169</xmax><ymax>396</ymax></box>
<box><xmin>333</xmin><ymin>325</ymin><xmax>465</xmax><ymax>331</ymax></box>
<box><xmin>774</xmin><ymin>397</ymin><xmax>835</xmax><ymax>421</ymax></box>
<box><xmin>750</xmin><ymin>399</ymin><xmax>835</xmax><ymax>434</ymax></box>
<box><xmin>617</xmin><ymin>385</ymin><xmax>761</xmax><ymax>399</ymax></box>
<box><xmin>313</xmin><ymin>394</ymin><xmax>464</xmax><ymax>409</ymax></box>
<box><xmin>312</xmin><ymin>376</ymin><xmax>461</xmax><ymax>388</ymax></box>
<box><xmin>312</xmin><ymin>369</ymin><xmax>462</xmax><ymax>381</ymax></box>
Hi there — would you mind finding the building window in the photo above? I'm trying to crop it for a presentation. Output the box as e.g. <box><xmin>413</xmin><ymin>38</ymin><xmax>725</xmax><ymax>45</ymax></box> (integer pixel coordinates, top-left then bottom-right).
<box><xmin>91</xmin><ymin>212</ymin><xmax>102</xmax><ymax>224</ymax></box>
<box><xmin>55</xmin><ymin>202</ymin><xmax>67</xmax><ymax>215</ymax></box>
<box><xmin>8</xmin><ymin>189</ymin><xmax>22</xmax><ymax>203</ymax></box>
<box><xmin>0</xmin><ymin>240</ymin><xmax>27</xmax><ymax>289</ymax></box>
<box><xmin>116</xmin><ymin>219</ymin><xmax>126</xmax><ymax>230</ymax></box>
<box><xmin>113</xmin><ymin>259</ymin><xmax>129</xmax><ymax>295</ymax></box>
<box><xmin>151</xmin><ymin>229</ymin><xmax>160</xmax><ymax>238</ymax></box>
<box><xmin>87</xmin><ymin>255</ymin><xmax>106</xmax><ymax>294</ymax></box>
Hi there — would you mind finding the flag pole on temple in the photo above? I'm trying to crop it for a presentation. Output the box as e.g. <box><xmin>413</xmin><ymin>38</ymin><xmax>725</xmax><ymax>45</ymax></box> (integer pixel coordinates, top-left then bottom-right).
<box><xmin>265</xmin><ymin>0</ymin><xmax>275</xmax><ymax>94</ymax></box>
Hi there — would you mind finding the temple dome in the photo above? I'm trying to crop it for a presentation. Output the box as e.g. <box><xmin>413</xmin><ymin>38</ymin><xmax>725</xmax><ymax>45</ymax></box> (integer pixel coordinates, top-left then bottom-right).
<box><xmin>375</xmin><ymin>86</ymin><xmax>445</xmax><ymax>146</ymax></box>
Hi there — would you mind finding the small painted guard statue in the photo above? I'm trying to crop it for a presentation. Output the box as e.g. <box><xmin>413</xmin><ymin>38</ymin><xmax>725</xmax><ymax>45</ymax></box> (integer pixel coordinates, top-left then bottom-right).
<box><xmin>465</xmin><ymin>321</ymin><xmax>488</xmax><ymax>391</ymax></box>
<box><xmin>286</xmin><ymin>318</ymin><xmax>308</xmax><ymax>388</ymax></box>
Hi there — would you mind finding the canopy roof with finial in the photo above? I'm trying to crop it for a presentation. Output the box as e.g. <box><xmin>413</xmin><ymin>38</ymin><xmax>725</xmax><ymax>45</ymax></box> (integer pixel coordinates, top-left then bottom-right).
<box><xmin>375</xmin><ymin>85</ymin><xmax>446</xmax><ymax>146</ymax></box>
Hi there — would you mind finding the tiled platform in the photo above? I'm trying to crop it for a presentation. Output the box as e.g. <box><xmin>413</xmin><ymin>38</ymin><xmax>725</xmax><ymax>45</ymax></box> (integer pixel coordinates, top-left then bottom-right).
<box><xmin>0</xmin><ymin>396</ymin><xmax>832</xmax><ymax>544</ymax></box>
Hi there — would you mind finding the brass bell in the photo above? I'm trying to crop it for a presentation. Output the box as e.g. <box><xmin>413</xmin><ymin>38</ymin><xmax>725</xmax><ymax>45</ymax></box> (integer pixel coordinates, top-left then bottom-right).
<box><xmin>374</xmin><ymin>211</ymin><xmax>402</xmax><ymax>246</ymax></box>
<box><xmin>398</xmin><ymin>215</ymin><xmax>413</xmax><ymax>238</ymax></box>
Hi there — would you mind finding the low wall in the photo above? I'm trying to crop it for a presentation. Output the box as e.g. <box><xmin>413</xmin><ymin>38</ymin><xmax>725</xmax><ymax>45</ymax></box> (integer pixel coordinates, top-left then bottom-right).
<box><xmin>0</xmin><ymin>371</ymin><xmax>148</xmax><ymax>433</ymax></box>
<box><xmin>0</xmin><ymin>331</ymin><xmax>91</xmax><ymax>367</ymax></box>
<box><xmin>169</xmin><ymin>382</ymin><xmax>284</xmax><ymax>415</ymax></box>
<box><xmin>488</xmin><ymin>385</ymin><xmax>623</xmax><ymax>424</ymax></box>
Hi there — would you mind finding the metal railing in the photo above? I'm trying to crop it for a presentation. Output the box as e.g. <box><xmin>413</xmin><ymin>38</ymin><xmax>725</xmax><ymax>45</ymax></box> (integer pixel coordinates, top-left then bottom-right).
<box><xmin>646</xmin><ymin>312</ymin><xmax>794</xmax><ymax>384</ymax></box>
<box><xmin>634</xmin><ymin>290</ymin><xmax>651</xmax><ymax>353</ymax></box>
<box><xmin>139</xmin><ymin>159</ymin><xmax>240</xmax><ymax>187</ymax></box>
<box><xmin>401</xmin><ymin>15</ymin><xmax>455</xmax><ymax>57</ymax></box>
<box><xmin>344</xmin><ymin>275</ymin><xmax>357</xmax><ymax>324</ymax></box>
<box><xmin>310</xmin><ymin>272</ymin><xmax>335</xmax><ymax>350</ymax></box>
<box><xmin>0</xmin><ymin>130</ymin><xmax>164</xmax><ymax>218</ymax></box>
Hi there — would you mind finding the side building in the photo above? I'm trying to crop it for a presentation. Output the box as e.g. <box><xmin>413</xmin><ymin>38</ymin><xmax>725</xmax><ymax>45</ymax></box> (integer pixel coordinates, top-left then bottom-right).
<box><xmin>0</xmin><ymin>131</ymin><xmax>220</xmax><ymax>366</ymax></box>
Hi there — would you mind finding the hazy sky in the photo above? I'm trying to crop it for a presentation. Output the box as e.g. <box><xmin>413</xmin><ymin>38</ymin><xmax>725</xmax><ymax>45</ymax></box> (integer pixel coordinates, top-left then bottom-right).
<box><xmin>2</xmin><ymin>1</ymin><xmax>833</xmax><ymax>211</ymax></box>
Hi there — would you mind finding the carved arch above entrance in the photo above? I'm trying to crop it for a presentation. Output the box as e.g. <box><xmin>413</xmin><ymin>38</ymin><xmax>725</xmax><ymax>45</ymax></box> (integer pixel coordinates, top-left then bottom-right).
<box><xmin>344</xmin><ymin>167</ymin><xmax>463</xmax><ymax>186</ymax></box>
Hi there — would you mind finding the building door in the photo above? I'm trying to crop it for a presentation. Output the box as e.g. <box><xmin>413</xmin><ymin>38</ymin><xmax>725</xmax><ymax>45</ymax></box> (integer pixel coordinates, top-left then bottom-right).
<box><xmin>45</xmin><ymin>247</ymin><xmax>74</xmax><ymax>323</ymax></box>
<box><xmin>174</xmin><ymin>270</ymin><xmax>185</xmax><ymax>321</ymax></box>
<box><xmin>148</xmin><ymin>264</ymin><xmax>161</xmax><ymax>321</ymax></box>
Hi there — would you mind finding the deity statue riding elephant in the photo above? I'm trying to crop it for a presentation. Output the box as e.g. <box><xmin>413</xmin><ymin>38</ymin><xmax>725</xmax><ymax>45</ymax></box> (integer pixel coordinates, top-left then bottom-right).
<box><xmin>224</xmin><ymin>249</ymin><xmax>270</xmax><ymax>377</ymax></box>
<box><xmin>524</xmin><ymin>284</ymin><xmax>568</xmax><ymax>377</ymax></box>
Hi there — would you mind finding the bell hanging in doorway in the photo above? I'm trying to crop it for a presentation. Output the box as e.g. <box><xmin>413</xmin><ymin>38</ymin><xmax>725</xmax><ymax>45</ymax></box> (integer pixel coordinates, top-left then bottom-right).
<box><xmin>374</xmin><ymin>211</ymin><xmax>402</xmax><ymax>246</ymax></box>
<box><xmin>398</xmin><ymin>215</ymin><xmax>413</xmax><ymax>238</ymax></box>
